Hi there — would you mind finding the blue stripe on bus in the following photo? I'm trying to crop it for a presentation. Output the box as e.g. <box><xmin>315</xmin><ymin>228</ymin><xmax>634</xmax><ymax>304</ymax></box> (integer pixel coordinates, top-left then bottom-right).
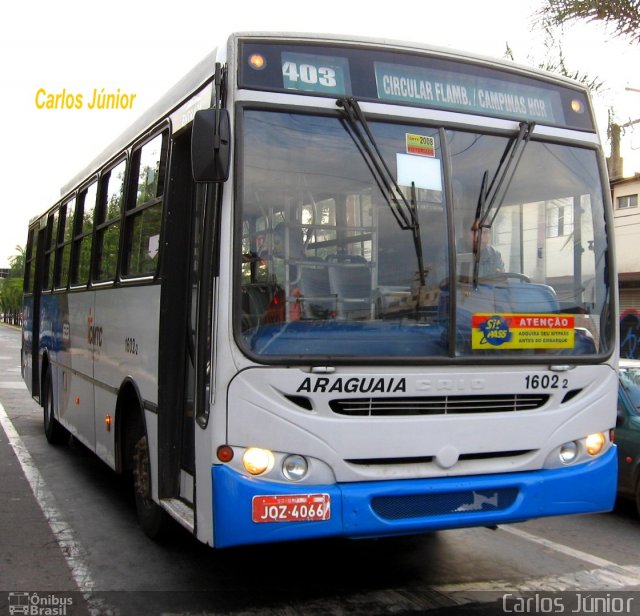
<box><xmin>211</xmin><ymin>447</ymin><xmax>616</xmax><ymax>548</ymax></box>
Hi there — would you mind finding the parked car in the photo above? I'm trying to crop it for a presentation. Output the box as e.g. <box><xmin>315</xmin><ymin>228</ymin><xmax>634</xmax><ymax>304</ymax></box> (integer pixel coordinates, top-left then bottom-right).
<box><xmin>616</xmin><ymin>358</ymin><xmax>640</xmax><ymax>517</ymax></box>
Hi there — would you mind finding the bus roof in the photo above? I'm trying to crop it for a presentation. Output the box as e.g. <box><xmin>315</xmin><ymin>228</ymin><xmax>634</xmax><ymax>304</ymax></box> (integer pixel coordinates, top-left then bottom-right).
<box><xmin>60</xmin><ymin>48</ymin><xmax>218</xmax><ymax>197</ymax></box>
<box><xmin>232</xmin><ymin>31</ymin><xmax>592</xmax><ymax>91</ymax></box>
<box><xmin>58</xmin><ymin>31</ymin><xmax>593</xmax><ymax>200</ymax></box>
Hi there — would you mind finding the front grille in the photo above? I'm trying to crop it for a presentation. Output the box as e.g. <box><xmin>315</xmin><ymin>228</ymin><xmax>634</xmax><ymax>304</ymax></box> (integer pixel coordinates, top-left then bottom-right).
<box><xmin>371</xmin><ymin>488</ymin><xmax>519</xmax><ymax>519</ymax></box>
<box><xmin>345</xmin><ymin>449</ymin><xmax>534</xmax><ymax>466</ymax></box>
<box><xmin>330</xmin><ymin>394</ymin><xmax>549</xmax><ymax>416</ymax></box>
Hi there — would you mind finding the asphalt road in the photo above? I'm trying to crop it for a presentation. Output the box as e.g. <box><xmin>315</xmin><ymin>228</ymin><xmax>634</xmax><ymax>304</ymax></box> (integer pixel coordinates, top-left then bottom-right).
<box><xmin>0</xmin><ymin>324</ymin><xmax>639</xmax><ymax>616</ymax></box>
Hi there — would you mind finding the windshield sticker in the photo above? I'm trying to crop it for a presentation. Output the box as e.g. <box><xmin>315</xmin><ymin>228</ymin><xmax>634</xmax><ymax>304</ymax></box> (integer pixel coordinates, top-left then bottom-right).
<box><xmin>406</xmin><ymin>133</ymin><xmax>435</xmax><ymax>157</ymax></box>
<box><xmin>472</xmin><ymin>314</ymin><xmax>575</xmax><ymax>350</ymax></box>
<box><xmin>396</xmin><ymin>153</ymin><xmax>442</xmax><ymax>191</ymax></box>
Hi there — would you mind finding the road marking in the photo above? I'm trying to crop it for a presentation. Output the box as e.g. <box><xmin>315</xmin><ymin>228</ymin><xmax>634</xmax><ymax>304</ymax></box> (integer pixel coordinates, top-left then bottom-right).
<box><xmin>0</xmin><ymin>402</ymin><xmax>112</xmax><ymax>613</ymax></box>
<box><xmin>434</xmin><ymin>564</ymin><xmax>640</xmax><ymax>594</ymax></box>
<box><xmin>500</xmin><ymin>524</ymin><xmax>619</xmax><ymax>569</ymax></box>
<box><xmin>0</xmin><ymin>381</ymin><xmax>27</xmax><ymax>389</ymax></box>
<box><xmin>434</xmin><ymin>525</ymin><xmax>640</xmax><ymax>597</ymax></box>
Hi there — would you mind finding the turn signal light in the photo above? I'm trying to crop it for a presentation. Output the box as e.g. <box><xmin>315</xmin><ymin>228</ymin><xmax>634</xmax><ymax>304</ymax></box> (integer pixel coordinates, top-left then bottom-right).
<box><xmin>217</xmin><ymin>445</ymin><xmax>234</xmax><ymax>463</ymax></box>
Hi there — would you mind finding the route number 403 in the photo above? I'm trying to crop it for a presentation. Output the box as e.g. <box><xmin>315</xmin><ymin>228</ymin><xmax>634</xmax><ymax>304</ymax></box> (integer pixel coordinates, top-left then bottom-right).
<box><xmin>282</xmin><ymin>61</ymin><xmax>337</xmax><ymax>87</ymax></box>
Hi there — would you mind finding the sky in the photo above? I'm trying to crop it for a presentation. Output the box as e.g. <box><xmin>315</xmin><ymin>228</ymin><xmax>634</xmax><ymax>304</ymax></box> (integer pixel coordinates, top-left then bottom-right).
<box><xmin>2</xmin><ymin>0</ymin><xmax>640</xmax><ymax>269</ymax></box>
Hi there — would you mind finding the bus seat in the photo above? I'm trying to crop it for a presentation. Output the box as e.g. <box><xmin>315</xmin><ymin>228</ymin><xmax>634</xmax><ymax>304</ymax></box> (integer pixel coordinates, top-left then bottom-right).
<box><xmin>241</xmin><ymin>284</ymin><xmax>273</xmax><ymax>329</ymax></box>
<box><xmin>451</xmin><ymin>279</ymin><xmax>561</xmax><ymax>325</ymax></box>
<box><xmin>328</xmin><ymin>264</ymin><xmax>372</xmax><ymax>319</ymax></box>
<box><xmin>326</xmin><ymin>253</ymin><xmax>367</xmax><ymax>264</ymax></box>
<box><xmin>297</xmin><ymin>265</ymin><xmax>336</xmax><ymax>319</ymax></box>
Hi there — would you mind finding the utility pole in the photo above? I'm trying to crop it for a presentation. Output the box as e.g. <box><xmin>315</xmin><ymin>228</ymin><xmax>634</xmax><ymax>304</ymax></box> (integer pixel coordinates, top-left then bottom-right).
<box><xmin>608</xmin><ymin>87</ymin><xmax>640</xmax><ymax>179</ymax></box>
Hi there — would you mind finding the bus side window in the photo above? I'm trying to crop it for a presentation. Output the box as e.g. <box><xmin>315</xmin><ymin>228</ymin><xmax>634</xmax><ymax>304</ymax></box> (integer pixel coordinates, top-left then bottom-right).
<box><xmin>24</xmin><ymin>227</ymin><xmax>37</xmax><ymax>294</ymax></box>
<box><xmin>71</xmin><ymin>181</ymin><xmax>97</xmax><ymax>286</ymax></box>
<box><xmin>55</xmin><ymin>199</ymin><xmax>75</xmax><ymax>289</ymax></box>
<box><xmin>123</xmin><ymin>131</ymin><xmax>167</xmax><ymax>277</ymax></box>
<box><xmin>95</xmin><ymin>159</ymin><xmax>127</xmax><ymax>282</ymax></box>
<box><xmin>43</xmin><ymin>210</ymin><xmax>59</xmax><ymax>291</ymax></box>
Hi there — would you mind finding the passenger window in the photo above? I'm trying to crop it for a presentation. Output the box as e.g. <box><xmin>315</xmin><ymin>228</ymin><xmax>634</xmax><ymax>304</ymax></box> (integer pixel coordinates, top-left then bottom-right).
<box><xmin>43</xmin><ymin>211</ymin><xmax>59</xmax><ymax>290</ymax></box>
<box><xmin>124</xmin><ymin>132</ymin><xmax>167</xmax><ymax>277</ymax></box>
<box><xmin>72</xmin><ymin>182</ymin><xmax>97</xmax><ymax>285</ymax></box>
<box><xmin>56</xmin><ymin>199</ymin><xmax>75</xmax><ymax>288</ymax></box>
<box><xmin>95</xmin><ymin>160</ymin><xmax>126</xmax><ymax>281</ymax></box>
<box><xmin>135</xmin><ymin>133</ymin><xmax>165</xmax><ymax>206</ymax></box>
<box><xmin>24</xmin><ymin>227</ymin><xmax>38</xmax><ymax>294</ymax></box>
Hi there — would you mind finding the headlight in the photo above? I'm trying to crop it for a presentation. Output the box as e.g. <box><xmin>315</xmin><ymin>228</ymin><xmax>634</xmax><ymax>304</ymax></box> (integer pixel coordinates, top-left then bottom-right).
<box><xmin>242</xmin><ymin>448</ymin><xmax>275</xmax><ymax>475</ymax></box>
<box><xmin>559</xmin><ymin>441</ymin><xmax>578</xmax><ymax>464</ymax></box>
<box><xmin>282</xmin><ymin>455</ymin><xmax>308</xmax><ymax>481</ymax></box>
<box><xmin>222</xmin><ymin>446</ymin><xmax>334</xmax><ymax>483</ymax></box>
<box><xmin>550</xmin><ymin>432</ymin><xmax>610</xmax><ymax>468</ymax></box>
<box><xmin>585</xmin><ymin>432</ymin><xmax>606</xmax><ymax>456</ymax></box>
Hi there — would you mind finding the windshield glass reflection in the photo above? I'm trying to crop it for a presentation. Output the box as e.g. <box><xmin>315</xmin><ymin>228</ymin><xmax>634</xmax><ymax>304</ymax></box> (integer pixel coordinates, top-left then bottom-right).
<box><xmin>237</xmin><ymin>110</ymin><xmax>611</xmax><ymax>361</ymax></box>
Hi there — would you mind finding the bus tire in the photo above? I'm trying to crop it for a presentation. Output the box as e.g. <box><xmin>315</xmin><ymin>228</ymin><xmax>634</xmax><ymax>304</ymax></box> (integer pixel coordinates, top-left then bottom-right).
<box><xmin>132</xmin><ymin>417</ymin><xmax>170</xmax><ymax>539</ymax></box>
<box><xmin>43</xmin><ymin>368</ymin><xmax>66</xmax><ymax>445</ymax></box>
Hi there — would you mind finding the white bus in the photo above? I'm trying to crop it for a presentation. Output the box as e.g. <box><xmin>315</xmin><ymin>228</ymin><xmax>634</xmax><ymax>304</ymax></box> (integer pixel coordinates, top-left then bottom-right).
<box><xmin>22</xmin><ymin>32</ymin><xmax>618</xmax><ymax>548</ymax></box>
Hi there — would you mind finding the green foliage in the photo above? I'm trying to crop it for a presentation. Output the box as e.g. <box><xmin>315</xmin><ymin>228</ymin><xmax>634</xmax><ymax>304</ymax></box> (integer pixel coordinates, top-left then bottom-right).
<box><xmin>531</xmin><ymin>0</ymin><xmax>640</xmax><ymax>150</ymax></box>
<box><xmin>539</xmin><ymin>26</ymin><xmax>606</xmax><ymax>93</ymax></box>
<box><xmin>537</xmin><ymin>0</ymin><xmax>640</xmax><ymax>45</ymax></box>
<box><xmin>504</xmin><ymin>26</ymin><xmax>605</xmax><ymax>94</ymax></box>
<box><xmin>1</xmin><ymin>245</ymin><xmax>25</xmax><ymax>324</ymax></box>
<box><xmin>9</xmin><ymin>244</ymin><xmax>25</xmax><ymax>277</ymax></box>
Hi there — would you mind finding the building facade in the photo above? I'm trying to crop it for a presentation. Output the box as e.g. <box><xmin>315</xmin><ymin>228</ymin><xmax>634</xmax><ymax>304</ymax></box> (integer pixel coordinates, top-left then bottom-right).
<box><xmin>611</xmin><ymin>173</ymin><xmax>640</xmax><ymax>358</ymax></box>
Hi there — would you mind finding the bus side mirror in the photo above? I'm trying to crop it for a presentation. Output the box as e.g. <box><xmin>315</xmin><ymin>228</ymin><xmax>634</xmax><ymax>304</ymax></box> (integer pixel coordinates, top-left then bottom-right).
<box><xmin>191</xmin><ymin>108</ymin><xmax>231</xmax><ymax>183</ymax></box>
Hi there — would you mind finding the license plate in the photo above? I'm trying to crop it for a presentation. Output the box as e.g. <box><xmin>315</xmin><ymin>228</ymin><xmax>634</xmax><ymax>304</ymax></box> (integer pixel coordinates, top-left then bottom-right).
<box><xmin>252</xmin><ymin>493</ymin><xmax>331</xmax><ymax>523</ymax></box>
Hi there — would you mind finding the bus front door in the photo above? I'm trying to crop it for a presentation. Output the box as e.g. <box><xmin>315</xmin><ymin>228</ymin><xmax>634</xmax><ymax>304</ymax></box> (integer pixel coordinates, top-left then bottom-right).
<box><xmin>157</xmin><ymin>126</ymin><xmax>200</xmax><ymax>508</ymax></box>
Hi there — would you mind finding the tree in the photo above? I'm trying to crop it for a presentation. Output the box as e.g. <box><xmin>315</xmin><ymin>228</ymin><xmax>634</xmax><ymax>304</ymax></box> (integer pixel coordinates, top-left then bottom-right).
<box><xmin>504</xmin><ymin>28</ymin><xmax>605</xmax><ymax>94</ymax></box>
<box><xmin>9</xmin><ymin>244</ymin><xmax>25</xmax><ymax>278</ymax></box>
<box><xmin>536</xmin><ymin>1</ymin><xmax>640</xmax><ymax>175</ymax></box>
<box><xmin>1</xmin><ymin>245</ymin><xmax>25</xmax><ymax>325</ymax></box>
<box><xmin>537</xmin><ymin>0</ymin><xmax>640</xmax><ymax>45</ymax></box>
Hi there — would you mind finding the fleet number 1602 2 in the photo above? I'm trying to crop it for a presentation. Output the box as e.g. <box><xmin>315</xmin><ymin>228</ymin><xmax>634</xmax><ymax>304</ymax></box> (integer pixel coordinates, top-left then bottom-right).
<box><xmin>524</xmin><ymin>374</ymin><xmax>568</xmax><ymax>389</ymax></box>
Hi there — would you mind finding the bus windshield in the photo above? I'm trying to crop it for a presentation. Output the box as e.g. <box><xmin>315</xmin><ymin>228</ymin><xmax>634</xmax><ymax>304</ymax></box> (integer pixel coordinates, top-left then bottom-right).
<box><xmin>238</xmin><ymin>109</ymin><xmax>611</xmax><ymax>360</ymax></box>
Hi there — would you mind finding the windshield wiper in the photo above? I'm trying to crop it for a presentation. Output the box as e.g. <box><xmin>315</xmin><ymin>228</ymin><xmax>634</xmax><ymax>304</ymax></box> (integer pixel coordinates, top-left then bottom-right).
<box><xmin>471</xmin><ymin>121</ymin><xmax>535</xmax><ymax>289</ymax></box>
<box><xmin>337</xmin><ymin>97</ymin><xmax>426</xmax><ymax>290</ymax></box>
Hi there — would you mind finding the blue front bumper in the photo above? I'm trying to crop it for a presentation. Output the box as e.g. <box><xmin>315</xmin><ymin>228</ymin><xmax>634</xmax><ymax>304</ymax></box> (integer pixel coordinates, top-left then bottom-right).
<box><xmin>211</xmin><ymin>447</ymin><xmax>616</xmax><ymax>548</ymax></box>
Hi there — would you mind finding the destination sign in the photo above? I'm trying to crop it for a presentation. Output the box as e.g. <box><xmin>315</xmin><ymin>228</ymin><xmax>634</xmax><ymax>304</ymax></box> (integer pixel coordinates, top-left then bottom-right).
<box><xmin>239</xmin><ymin>40</ymin><xmax>593</xmax><ymax>130</ymax></box>
<box><xmin>375</xmin><ymin>62</ymin><xmax>564</xmax><ymax>124</ymax></box>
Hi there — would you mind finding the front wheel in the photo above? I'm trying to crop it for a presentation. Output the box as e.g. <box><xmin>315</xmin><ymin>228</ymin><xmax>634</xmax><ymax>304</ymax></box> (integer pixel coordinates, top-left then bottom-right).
<box><xmin>43</xmin><ymin>368</ymin><xmax>66</xmax><ymax>445</ymax></box>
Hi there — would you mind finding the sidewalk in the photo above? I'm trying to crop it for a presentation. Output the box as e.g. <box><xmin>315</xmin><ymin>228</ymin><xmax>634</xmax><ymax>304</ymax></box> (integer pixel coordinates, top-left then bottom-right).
<box><xmin>0</xmin><ymin>405</ymin><xmax>80</xmax><ymax>592</ymax></box>
<box><xmin>0</xmin><ymin>324</ymin><xmax>82</xmax><ymax>615</ymax></box>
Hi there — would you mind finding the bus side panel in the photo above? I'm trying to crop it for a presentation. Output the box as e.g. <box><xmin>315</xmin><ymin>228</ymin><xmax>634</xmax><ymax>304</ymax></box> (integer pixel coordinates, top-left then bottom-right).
<box><xmin>93</xmin><ymin>286</ymin><xmax>160</xmax><ymax>468</ymax></box>
<box><xmin>39</xmin><ymin>293</ymin><xmax>68</xmax><ymax>416</ymax></box>
<box><xmin>56</xmin><ymin>292</ymin><xmax>96</xmax><ymax>449</ymax></box>
<box><xmin>21</xmin><ymin>296</ymin><xmax>35</xmax><ymax>397</ymax></box>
